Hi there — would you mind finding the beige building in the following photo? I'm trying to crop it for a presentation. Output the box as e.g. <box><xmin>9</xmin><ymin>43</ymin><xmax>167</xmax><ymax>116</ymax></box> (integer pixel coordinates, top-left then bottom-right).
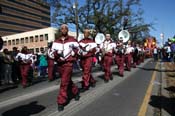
<box><xmin>0</xmin><ymin>0</ymin><xmax>50</xmax><ymax>36</ymax></box>
<box><xmin>2</xmin><ymin>27</ymin><xmax>76</xmax><ymax>53</ymax></box>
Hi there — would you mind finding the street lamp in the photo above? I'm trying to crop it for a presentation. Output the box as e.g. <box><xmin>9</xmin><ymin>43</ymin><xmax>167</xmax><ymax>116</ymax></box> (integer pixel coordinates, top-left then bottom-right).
<box><xmin>160</xmin><ymin>33</ymin><xmax>164</xmax><ymax>47</ymax></box>
<box><xmin>73</xmin><ymin>0</ymin><xmax>79</xmax><ymax>39</ymax></box>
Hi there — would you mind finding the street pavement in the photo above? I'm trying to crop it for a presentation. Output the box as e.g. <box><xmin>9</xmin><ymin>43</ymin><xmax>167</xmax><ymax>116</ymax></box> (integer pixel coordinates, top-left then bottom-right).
<box><xmin>0</xmin><ymin>59</ymin><xmax>159</xmax><ymax>116</ymax></box>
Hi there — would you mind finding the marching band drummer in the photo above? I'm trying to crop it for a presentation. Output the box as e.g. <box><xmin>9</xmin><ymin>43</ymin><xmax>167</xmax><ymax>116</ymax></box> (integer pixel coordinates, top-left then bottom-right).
<box><xmin>114</xmin><ymin>38</ymin><xmax>125</xmax><ymax>77</ymax></box>
<box><xmin>78</xmin><ymin>29</ymin><xmax>97</xmax><ymax>92</ymax></box>
<box><xmin>100</xmin><ymin>34</ymin><xmax>116</xmax><ymax>83</ymax></box>
<box><xmin>51</xmin><ymin>24</ymin><xmax>80</xmax><ymax>111</ymax></box>
<box><xmin>15</xmin><ymin>46</ymin><xmax>33</xmax><ymax>88</ymax></box>
<box><xmin>124</xmin><ymin>40</ymin><xmax>134</xmax><ymax>71</ymax></box>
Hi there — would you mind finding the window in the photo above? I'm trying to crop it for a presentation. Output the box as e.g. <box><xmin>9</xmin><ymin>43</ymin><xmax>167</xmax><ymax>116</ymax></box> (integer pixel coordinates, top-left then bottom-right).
<box><xmin>30</xmin><ymin>36</ymin><xmax>34</xmax><ymax>43</ymax></box>
<box><xmin>16</xmin><ymin>39</ymin><xmax>19</xmax><ymax>45</ymax></box>
<box><xmin>25</xmin><ymin>37</ymin><xmax>28</xmax><ymax>43</ymax></box>
<box><xmin>21</xmin><ymin>38</ymin><xmax>24</xmax><ymax>44</ymax></box>
<box><xmin>40</xmin><ymin>35</ymin><xmax>43</xmax><ymax>41</ymax></box>
<box><xmin>45</xmin><ymin>34</ymin><xmax>48</xmax><ymax>41</ymax></box>
<box><xmin>36</xmin><ymin>48</ymin><xmax>39</xmax><ymax>53</ymax></box>
<box><xmin>12</xmin><ymin>40</ymin><xmax>15</xmax><ymax>45</ymax></box>
<box><xmin>35</xmin><ymin>36</ymin><xmax>38</xmax><ymax>42</ymax></box>
<box><xmin>45</xmin><ymin>47</ymin><xmax>48</xmax><ymax>51</ymax></box>
<box><xmin>8</xmin><ymin>40</ymin><xmax>11</xmax><ymax>45</ymax></box>
<box><xmin>29</xmin><ymin>48</ymin><xmax>34</xmax><ymax>53</ymax></box>
<box><xmin>4</xmin><ymin>41</ymin><xmax>7</xmax><ymax>46</ymax></box>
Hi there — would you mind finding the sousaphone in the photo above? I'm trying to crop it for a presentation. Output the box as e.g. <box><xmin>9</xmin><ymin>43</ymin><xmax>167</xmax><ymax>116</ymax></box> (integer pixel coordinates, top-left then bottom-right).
<box><xmin>118</xmin><ymin>30</ymin><xmax>130</xmax><ymax>43</ymax></box>
<box><xmin>95</xmin><ymin>33</ymin><xmax>105</xmax><ymax>44</ymax></box>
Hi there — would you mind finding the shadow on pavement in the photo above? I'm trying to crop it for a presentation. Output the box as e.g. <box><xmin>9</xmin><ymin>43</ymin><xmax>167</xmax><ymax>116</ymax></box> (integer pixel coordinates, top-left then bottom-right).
<box><xmin>165</xmin><ymin>86</ymin><xmax>175</xmax><ymax>93</ymax></box>
<box><xmin>149</xmin><ymin>95</ymin><xmax>175</xmax><ymax>116</ymax></box>
<box><xmin>0</xmin><ymin>84</ymin><xmax>18</xmax><ymax>93</ymax></box>
<box><xmin>2</xmin><ymin>101</ymin><xmax>46</xmax><ymax>116</ymax></box>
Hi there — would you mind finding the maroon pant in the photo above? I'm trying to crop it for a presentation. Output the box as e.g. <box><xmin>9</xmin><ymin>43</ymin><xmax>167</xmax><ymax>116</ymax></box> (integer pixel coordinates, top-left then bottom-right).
<box><xmin>81</xmin><ymin>57</ymin><xmax>96</xmax><ymax>88</ymax></box>
<box><xmin>124</xmin><ymin>54</ymin><xmax>132</xmax><ymax>71</ymax></box>
<box><xmin>57</xmin><ymin>62</ymin><xmax>78</xmax><ymax>105</ymax></box>
<box><xmin>115</xmin><ymin>54</ymin><xmax>124</xmax><ymax>76</ymax></box>
<box><xmin>48</xmin><ymin>58</ymin><xmax>54</xmax><ymax>80</ymax></box>
<box><xmin>103</xmin><ymin>55</ymin><xmax>113</xmax><ymax>80</ymax></box>
<box><xmin>140</xmin><ymin>55</ymin><xmax>144</xmax><ymax>62</ymax></box>
<box><xmin>20</xmin><ymin>64</ymin><xmax>30</xmax><ymax>86</ymax></box>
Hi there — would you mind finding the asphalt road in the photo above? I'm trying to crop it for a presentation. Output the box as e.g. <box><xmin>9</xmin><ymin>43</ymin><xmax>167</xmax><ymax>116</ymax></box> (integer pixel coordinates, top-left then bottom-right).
<box><xmin>0</xmin><ymin>59</ymin><xmax>156</xmax><ymax>116</ymax></box>
<box><xmin>72</xmin><ymin>61</ymin><xmax>156</xmax><ymax>116</ymax></box>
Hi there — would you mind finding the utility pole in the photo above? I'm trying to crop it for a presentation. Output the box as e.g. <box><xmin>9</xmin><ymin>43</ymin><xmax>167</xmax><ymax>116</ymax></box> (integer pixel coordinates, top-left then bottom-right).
<box><xmin>73</xmin><ymin>0</ymin><xmax>79</xmax><ymax>39</ymax></box>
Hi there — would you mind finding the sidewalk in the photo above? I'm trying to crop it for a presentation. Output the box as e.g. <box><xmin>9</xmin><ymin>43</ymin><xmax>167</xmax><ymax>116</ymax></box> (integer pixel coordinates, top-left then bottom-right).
<box><xmin>146</xmin><ymin>61</ymin><xmax>175</xmax><ymax>116</ymax></box>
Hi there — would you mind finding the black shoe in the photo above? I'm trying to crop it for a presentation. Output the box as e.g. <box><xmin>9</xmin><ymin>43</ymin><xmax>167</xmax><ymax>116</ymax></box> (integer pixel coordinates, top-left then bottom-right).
<box><xmin>120</xmin><ymin>74</ymin><xmax>124</xmax><ymax>77</ymax></box>
<box><xmin>48</xmin><ymin>79</ymin><xmax>54</xmax><ymax>82</ymax></box>
<box><xmin>104</xmin><ymin>79</ymin><xmax>109</xmax><ymax>83</ymax></box>
<box><xmin>74</xmin><ymin>94</ymin><xmax>80</xmax><ymax>101</ymax></box>
<box><xmin>58</xmin><ymin>105</ymin><xmax>64</xmax><ymax>111</ymax></box>
<box><xmin>110</xmin><ymin>76</ymin><xmax>113</xmax><ymax>80</ymax></box>
<box><xmin>80</xmin><ymin>87</ymin><xmax>89</xmax><ymax>93</ymax></box>
<box><xmin>90</xmin><ymin>83</ymin><xmax>96</xmax><ymax>88</ymax></box>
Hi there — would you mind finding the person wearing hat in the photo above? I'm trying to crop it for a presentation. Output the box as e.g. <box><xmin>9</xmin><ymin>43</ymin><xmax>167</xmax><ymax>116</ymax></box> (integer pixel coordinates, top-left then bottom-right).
<box><xmin>51</xmin><ymin>24</ymin><xmax>80</xmax><ymax>111</ymax></box>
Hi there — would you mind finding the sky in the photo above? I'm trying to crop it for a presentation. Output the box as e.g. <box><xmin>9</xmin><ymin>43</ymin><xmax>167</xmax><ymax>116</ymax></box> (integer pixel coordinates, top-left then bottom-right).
<box><xmin>141</xmin><ymin>0</ymin><xmax>175</xmax><ymax>44</ymax></box>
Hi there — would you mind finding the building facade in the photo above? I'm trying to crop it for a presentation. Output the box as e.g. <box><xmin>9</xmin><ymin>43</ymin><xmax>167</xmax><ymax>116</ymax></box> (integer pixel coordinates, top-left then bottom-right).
<box><xmin>0</xmin><ymin>0</ymin><xmax>50</xmax><ymax>36</ymax></box>
<box><xmin>2</xmin><ymin>27</ymin><xmax>76</xmax><ymax>54</ymax></box>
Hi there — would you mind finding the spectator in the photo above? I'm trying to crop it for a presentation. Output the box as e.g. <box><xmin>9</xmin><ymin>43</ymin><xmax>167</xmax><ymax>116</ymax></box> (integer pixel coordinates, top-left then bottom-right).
<box><xmin>153</xmin><ymin>46</ymin><xmax>158</xmax><ymax>61</ymax></box>
<box><xmin>2</xmin><ymin>48</ymin><xmax>14</xmax><ymax>84</ymax></box>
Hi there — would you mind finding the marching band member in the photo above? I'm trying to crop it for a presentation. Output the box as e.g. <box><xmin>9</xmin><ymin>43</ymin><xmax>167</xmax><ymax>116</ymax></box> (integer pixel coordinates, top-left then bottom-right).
<box><xmin>132</xmin><ymin>42</ymin><xmax>138</xmax><ymax>68</ymax></box>
<box><xmin>115</xmin><ymin>39</ymin><xmax>125</xmax><ymax>77</ymax></box>
<box><xmin>100</xmin><ymin>34</ymin><xmax>116</xmax><ymax>82</ymax></box>
<box><xmin>78</xmin><ymin>29</ymin><xmax>97</xmax><ymax>92</ymax></box>
<box><xmin>15</xmin><ymin>46</ymin><xmax>33</xmax><ymax>88</ymax></box>
<box><xmin>52</xmin><ymin>24</ymin><xmax>80</xmax><ymax>111</ymax></box>
<box><xmin>136</xmin><ymin>44</ymin><xmax>141</xmax><ymax>65</ymax></box>
<box><xmin>124</xmin><ymin>40</ymin><xmax>134</xmax><ymax>71</ymax></box>
<box><xmin>47</xmin><ymin>42</ymin><xmax>55</xmax><ymax>81</ymax></box>
<box><xmin>140</xmin><ymin>44</ymin><xmax>145</xmax><ymax>63</ymax></box>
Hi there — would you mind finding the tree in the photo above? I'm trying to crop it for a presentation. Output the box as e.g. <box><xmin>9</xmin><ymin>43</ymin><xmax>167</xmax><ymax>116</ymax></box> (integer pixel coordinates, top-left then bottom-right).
<box><xmin>45</xmin><ymin>0</ymin><xmax>152</xmax><ymax>41</ymax></box>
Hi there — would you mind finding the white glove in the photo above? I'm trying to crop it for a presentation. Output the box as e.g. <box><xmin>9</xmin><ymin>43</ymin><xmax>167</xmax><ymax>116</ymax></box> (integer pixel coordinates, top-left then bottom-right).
<box><xmin>114</xmin><ymin>48</ymin><xmax>118</xmax><ymax>53</ymax></box>
<box><xmin>82</xmin><ymin>51</ymin><xmax>88</xmax><ymax>55</ymax></box>
<box><xmin>57</xmin><ymin>50</ymin><xmax>62</xmax><ymax>55</ymax></box>
<box><xmin>78</xmin><ymin>49</ymin><xmax>83</xmax><ymax>55</ymax></box>
<box><xmin>86</xmin><ymin>46</ymin><xmax>90</xmax><ymax>51</ymax></box>
<box><xmin>71</xmin><ymin>51</ymin><xmax>75</xmax><ymax>56</ymax></box>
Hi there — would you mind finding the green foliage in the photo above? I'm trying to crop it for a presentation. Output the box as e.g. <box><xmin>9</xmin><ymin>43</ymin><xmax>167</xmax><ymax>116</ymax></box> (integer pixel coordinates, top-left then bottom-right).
<box><xmin>46</xmin><ymin>0</ymin><xmax>152</xmax><ymax>41</ymax></box>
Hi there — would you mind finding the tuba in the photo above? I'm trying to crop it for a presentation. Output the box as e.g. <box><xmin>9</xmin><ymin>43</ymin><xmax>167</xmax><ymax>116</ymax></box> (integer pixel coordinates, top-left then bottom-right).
<box><xmin>95</xmin><ymin>33</ymin><xmax>105</xmax><ymax>56</ymax></box>
<box><xmin>118</xmin><ymin>30</ymin><xmax>130</xmax><ymax>54</ymax></box>
<box><xmin>118</xmin><ymin>30</ymin><xmax>130</xmax><ymax>43</ymax></box>
<box><xmin>95</xmin><ymin>33</ymin><xmax>105</xmax><ymax>44</ymax></box>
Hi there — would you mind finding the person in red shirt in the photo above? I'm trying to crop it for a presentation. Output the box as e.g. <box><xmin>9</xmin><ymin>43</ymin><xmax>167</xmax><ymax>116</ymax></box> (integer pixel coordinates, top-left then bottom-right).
<box><xmin>100</xmin><ymin>34</ymin><xmax>116</xmax><ymax>82</ymax></box>
<box><xmin>78</xmin><ymin>29</ymin><xmax>97</xmax><ymax>92</ymax></box>
<box><xmin>115</xmin><ymin>39</ymin><xmax>124</xmax><ymax>77</ymax></box>
<box><xmin>52</xmin><ymin>24</ymin><xmax>80</xmax><ymax>111</ymax></box>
